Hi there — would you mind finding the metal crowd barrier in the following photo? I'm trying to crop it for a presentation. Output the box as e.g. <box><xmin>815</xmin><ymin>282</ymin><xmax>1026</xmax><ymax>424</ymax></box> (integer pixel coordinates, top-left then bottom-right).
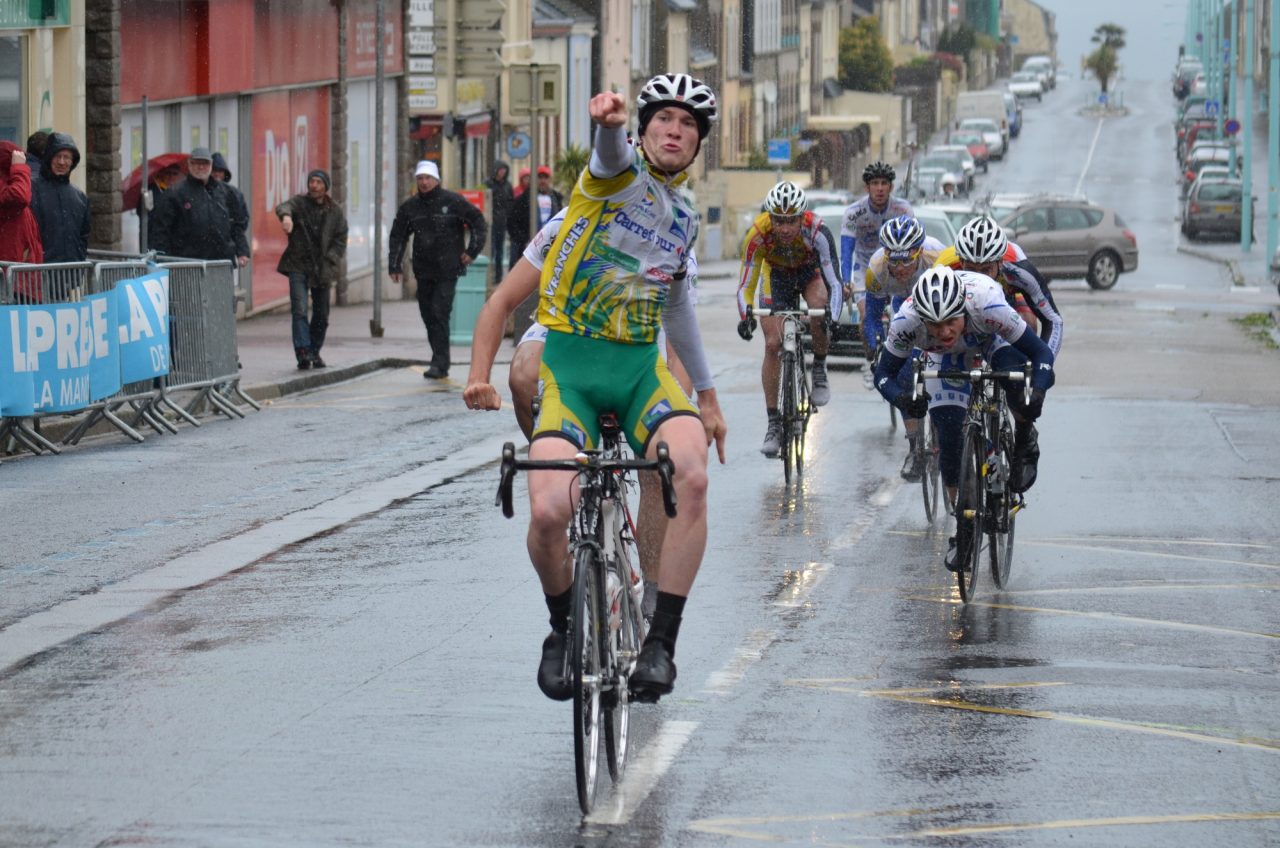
<box><xmin>0</xmin><ymin>252</ymin><xmax>259</xmax><ymax>458</ymax></box>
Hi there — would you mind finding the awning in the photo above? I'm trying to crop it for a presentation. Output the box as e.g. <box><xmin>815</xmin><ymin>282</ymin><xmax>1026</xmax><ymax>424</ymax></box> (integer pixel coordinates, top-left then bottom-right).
<box><xmin>805</xmin><ymin>114</ymin><xmax>883</xmax><ymax>131</ymax></box>
<box><xmin>465</xmin><ymin>115</ymin><xmax>492</xmax><ymax>139</ymax></box>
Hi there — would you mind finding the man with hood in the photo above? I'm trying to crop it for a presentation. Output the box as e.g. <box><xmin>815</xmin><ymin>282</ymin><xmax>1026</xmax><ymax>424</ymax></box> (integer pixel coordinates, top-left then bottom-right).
<box><xmin>151</xmin><ymin>146</ymin><xmax>249</xmax><ymax>265</ymax></box>
<box><xmin>484</xmin><ymin>161</ymin><xmax>513</xmax><ymax>276</ymax></box>
<box><xmin>211</xmin><ymin>152</ymin><xmax>250</xmax><ymax>252</ymax></box>
<box><xmin>276</xmin><ymin>169</ymin><xmax>348</xmax><ymax>370</ymax></box>
<box><xmin>388</xmin><ymin>160</ymin><xmax>487</xmax><ymax>380</ymax></box>
<box><xmin>31</xmin><ymin>132</ymin><xmax>91</xmax><ymax>262</ymax></box>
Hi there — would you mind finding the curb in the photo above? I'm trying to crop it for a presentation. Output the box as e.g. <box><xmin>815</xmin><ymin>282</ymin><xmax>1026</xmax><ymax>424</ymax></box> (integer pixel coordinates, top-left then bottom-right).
<box><xmin>1175</xmin><ymin>244</ymin><xmax>1245</xmax><ymax>286</ymax></box>
<box><xmin>242</xmin><ymin>357</ymin><xmax>428</xmax><ymax>401</ymax></box>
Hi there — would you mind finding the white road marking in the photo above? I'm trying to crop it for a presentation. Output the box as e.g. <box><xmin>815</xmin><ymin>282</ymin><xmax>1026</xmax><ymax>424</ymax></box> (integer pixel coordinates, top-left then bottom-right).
<box><xmin>1074</xmin><ymin>118</ymin><xmax>1106</xmax><ymax>196</ymax></box>
<box><xmin>585</xmin><ymin>719</ymin><xmax>697</xmax><ymax>825</ymax></box>
<box><xmin>0</xmin><ymin>440</ymin><xmax>508</xmax><ymax>673</ymax></box>
<box><xmin>703</xmin><ymin>629</ymin><xmax>778</xmax><ymax>696</ymax></box>
<box><xmin>870</xmin><ymin>477</ymin><xmax>900</xmax><ymax>507</ymax></box>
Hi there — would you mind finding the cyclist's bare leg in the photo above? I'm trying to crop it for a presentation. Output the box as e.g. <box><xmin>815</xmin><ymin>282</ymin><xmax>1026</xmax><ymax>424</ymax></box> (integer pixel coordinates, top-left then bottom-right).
<box><xmin>635</xmin><ymin>343</ymin><xmax>690</xmax><ymax>613</ymax></box>
<box><xmin>526</xmin><ymin>436</ymin><xmax>581</xmax><ymax>596</ymax></box>
<box><xmin>802</xmin><ymin>275</ymin><xmax>830</xmax><ymax>356</ymax></box>
<box><xmin>509</xmin><ymin>340</ymin><xmax>543</xmax><ymax>441</ymax></box>
<box><xmin>646</xmin><ymin>414</ymin><xmax>710</xmax><ymax>596</ymax></box>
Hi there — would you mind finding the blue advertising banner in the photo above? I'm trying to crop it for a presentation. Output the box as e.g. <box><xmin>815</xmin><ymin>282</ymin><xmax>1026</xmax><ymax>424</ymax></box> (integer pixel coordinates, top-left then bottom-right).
<box><xmin>0</xmin><ymin>293</ymin><xmax>121</xmax><ymax>415</ymax></box>
<box><xmin>115</xmin><ymin>271</ymin><xmax>171</xmax><ymax>384</ymax></box>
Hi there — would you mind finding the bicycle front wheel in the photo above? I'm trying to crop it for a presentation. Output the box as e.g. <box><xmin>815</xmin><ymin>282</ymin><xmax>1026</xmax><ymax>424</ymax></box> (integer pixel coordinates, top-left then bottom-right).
<box><xmin>793</xmin><ymin>351</ymin><xmax>809</xmax><ymax>479</ymax></box>
<box><xmin>954</xmin><ymin>426</ymin><xmax>985</xmax><ymax>602</ymax></box>
<box><xmin>604</xmin><ymin>530</ymin><xmax>641</xmax><ymax>782</ymax></box>
<box><xmin>921</xmin><ymin>419</ymin><xmax>942</xmax><ymax>524</ymax></box>
<box><xmin>571</xmin><ymin>545</ymin><xmax>604</xmax><ymax>813</ymax></box>
<box><xmin>779</xmin><ymin>352</ymin><xmax>797</xmax><ymax>485</ymax></box>
<box><xmin>989</xmin><ymin>420</ymin><xmax>1016</xmax><ymax>589</ymax></box>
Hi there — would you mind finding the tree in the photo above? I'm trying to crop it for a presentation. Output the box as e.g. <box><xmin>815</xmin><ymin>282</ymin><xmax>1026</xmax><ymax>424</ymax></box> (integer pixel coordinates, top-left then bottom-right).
<box><xmin>937</xmin><ymin>22</ymin><xmax>976</xmax><ymax>58</ymax></box>
<box><xmin>1085</xmin><ymin>22</ymin><xmax>1126</xmax><ymax>93</ymax></box>
<box><xmin>552</xmin><ymin>144</ymin><xmax>589</xmax><ymax>198</ymax></box>
<box><xmin>839</xmin><ymin>17</ymin><xmax>894</xmax><ymax>93</ymax></box>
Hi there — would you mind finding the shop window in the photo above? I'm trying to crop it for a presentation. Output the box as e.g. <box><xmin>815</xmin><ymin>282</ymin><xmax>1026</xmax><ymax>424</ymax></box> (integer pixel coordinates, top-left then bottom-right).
<box><xmin>0</xmin><ymin>36</ymin><xmax>23</xmax><ymax>143</ymax></box>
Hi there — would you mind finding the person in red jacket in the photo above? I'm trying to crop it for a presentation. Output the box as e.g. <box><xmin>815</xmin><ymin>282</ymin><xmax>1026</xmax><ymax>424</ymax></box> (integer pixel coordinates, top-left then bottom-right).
<box><xmin>0</xmin><ymin>140</ymin><xmax>45</xmax><ymax>302</ymax></box>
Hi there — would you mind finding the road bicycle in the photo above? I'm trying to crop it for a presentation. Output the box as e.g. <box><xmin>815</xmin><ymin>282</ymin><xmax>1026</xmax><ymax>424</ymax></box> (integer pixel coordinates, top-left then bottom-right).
<box><xmin>497</xmin><ymin>416</ymin><xmax>677</xmax><ymax>814</ymax></box>
<box><xmin>755</xmin><ymin>306</ymin><xmax>826</xmax><ymax>485</ymax></box>
<box><xmin>916</xmin><ymin>360</ymin><xmax>1030</xmax><ymax>601</ymax></box>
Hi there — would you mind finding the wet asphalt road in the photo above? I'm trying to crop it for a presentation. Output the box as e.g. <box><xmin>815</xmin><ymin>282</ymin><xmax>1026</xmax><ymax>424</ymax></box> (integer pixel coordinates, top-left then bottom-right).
<box><xmin>1</xmin><ymin>76</ymin><xmax>1278</xmax><ymax>846</ymax></box>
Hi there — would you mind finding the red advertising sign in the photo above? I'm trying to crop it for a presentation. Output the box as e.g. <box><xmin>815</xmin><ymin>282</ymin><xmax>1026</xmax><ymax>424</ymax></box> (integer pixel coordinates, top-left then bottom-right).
<box><xmin>250</xmin><ymin>88</ymin><xmax>332</xmax><ymax>305</ymax></box>
<box><xmin>460</xmin><ymin>190</ymin><xmax>485</xmax><ymax>213</ymax></box>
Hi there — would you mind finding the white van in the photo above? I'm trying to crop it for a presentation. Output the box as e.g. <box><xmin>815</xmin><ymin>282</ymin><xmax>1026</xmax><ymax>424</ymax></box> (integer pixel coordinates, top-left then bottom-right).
<box><xmin>955</xmin><ymin>91</ymin><xmax>1009</xmax><ymax>147</ymax></box>
<box><xmin>1021</xmin><ymin>55</ymin><xmax>1056</xmax><ymax>90</ymax></box>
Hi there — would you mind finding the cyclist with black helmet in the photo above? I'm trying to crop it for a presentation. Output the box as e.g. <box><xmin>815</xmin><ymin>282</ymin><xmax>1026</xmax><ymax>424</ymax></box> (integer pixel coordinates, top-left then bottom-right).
<box><xmin>468</xmin><ymin>73</ymin><xmax>727</xmax><ymax>704</ymax></box>
<box><xmin>864</xmin><ymin>215</ymin><xmax>945</xmax><ymax>480</ymax></box>
<box><xmin>936</xmin><ymin>215</ymin><xmax>1064</xmax><ymax>491</ymax></box>
<box><xmin>840</xmin><ymin>161</ymin><xmax>913</xmax><ymax>386</ymax></box>
<box><xmin>736</xmin><ymin>180</ymin><xmax>843</xmax><ymax>457</ymax></box>
<box><xmin>872</xmin><ymin>266</ymin><xmax>1054</xmax><ymax>572</ymax></box>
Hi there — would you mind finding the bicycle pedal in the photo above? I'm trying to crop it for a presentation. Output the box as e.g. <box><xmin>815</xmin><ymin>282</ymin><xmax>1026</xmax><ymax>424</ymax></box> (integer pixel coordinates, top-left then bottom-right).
<box><xmin>628</xmin><ymin>685</ymin><xmax>664</xmax><ymax>704</ymax></box>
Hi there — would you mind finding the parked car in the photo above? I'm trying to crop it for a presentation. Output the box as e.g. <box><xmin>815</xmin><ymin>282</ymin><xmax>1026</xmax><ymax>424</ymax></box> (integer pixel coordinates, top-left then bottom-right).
<box><xmin>1022</xmin><ymin>55</ymin><xmax>1056</xmax><ymax>90</ymax></box>
<box><xmin>1270</xmin><ymin>246</ymin><xmax>1280</xmax><ymax>295</ymax></box>
<box><xmin>929</xmin><ymin>201</ymin><xmax>982</xmax><ymax>233</ymax></box>
<box><xmin>1178</xmin><ymin>121</ymin><xmax>1220</xmax><ymax>162</ymax></box>
<box><xmin>1188</xmin><ymin>164</ymin><xmax>1232</xmax><ymax>198</ymax></box>
<box><xmin>1182</xmin><ymin>178</ymin><xmax>1253</xmax><ymax>241</ymax></box>
<box><xmin>1007</xmin><ymin>71</ymin><xmax>1044</xmax><ymax>100</ymax></box>
<box><xmin>916</xmin><ymin>152</ymin><xmax>972</xmax><ymax>193</ymax></box>
<box><xmin>997</xmin><ymin>198</ymin><xmax>1138</xmax><ymax>290</ymax></box>
<box><xmin>804</xmin><ymin>188</ymin><xmax>853</xmax><ymax>208</ymax></box>
<box><xmin>913</xmin><ymin>205</ymin><xmax>960</xmax><ymax>245</ymax></box>
<box><xmin>957</xmin><ymin>117</ymin><xmax>1006</xmax><ymax>159</ymax></box>
<box><xmin>1182</xmin><ymin>146</ymin><xmax>1239</xmax><ymax>195</ymax></box>
<box><xmin>947</xmin><ymin>131</ymin><xmax>990</xmax><ymax>172</ymax></box>
<box><xmin>907</xmin><ymin>166</ymin><xmax>952</xmax><ymax>201</ymax></box>
<box><xmin>1002</xmin><ymin>90</ymin><xmax>1023</xmax><ymax>138</ymax></box>
<box><xmin>932</xmin><ymin>144</ymin><xmax>978</xmax><ymax>184</ymax></box>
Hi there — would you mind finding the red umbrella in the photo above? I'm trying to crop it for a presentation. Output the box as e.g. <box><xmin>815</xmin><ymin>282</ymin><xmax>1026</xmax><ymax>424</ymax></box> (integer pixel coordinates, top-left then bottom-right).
<box><xmin>121</xmin><ymin>152</ymin><xmax>189</xmax><ymax>211</ymax></box>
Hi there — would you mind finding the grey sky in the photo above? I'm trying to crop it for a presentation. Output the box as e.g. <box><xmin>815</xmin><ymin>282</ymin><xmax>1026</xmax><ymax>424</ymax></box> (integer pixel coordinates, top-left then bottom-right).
<box><xmin>1031</xmin><ymin>0</ymin><xmax>1189</xmax><ymax>81</ymax></box>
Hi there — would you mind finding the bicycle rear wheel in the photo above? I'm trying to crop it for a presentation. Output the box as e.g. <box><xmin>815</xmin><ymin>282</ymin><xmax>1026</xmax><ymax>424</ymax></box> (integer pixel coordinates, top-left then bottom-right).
<box><xmin>920</xmin><ymin>419</ymin><xmax>942</xmax><ymax>524</ymax></box>
<box><xmin>604</xmin><ymin>530</ymin><xmax>640</xmax><ymax>782</ymax></box>
<box><xmin>989</xmin><ymin>420</ymin><xmax>1016</xmax><ymax>589</ymax></box>
<box><xmin>571</xmin><ymin>545</ymin><xmax>603</xmax><ymax>813</ymax></box>
<box><xmin>779</xmin><ymin>352</ymin><xmax>796</xmax><ymax>485</ymax></box>
<box><xmin>954</xmin><ymin>426</ymin><xmax>985</xmax><ymax>601</ymax></box>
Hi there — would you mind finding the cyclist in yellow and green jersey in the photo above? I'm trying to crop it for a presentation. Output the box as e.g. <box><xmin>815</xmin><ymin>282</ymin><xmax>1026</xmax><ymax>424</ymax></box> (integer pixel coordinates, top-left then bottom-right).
<box><xmin>476</xmin><ymin>74</ymin><xmax>727</xmax><ymax>704</ymax></box>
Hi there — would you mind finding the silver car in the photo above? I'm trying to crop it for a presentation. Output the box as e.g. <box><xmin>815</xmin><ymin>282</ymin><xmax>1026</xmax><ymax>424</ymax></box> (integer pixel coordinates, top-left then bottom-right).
<box><xmin>998</xmin><ymin>198</ymin><xmax>1139</xmax><ymax>290</ymax></box>
<box><xmin>1182</xmin><ymin>178</ymin><xmax>1252</xmax><ymax>241</ymax></box>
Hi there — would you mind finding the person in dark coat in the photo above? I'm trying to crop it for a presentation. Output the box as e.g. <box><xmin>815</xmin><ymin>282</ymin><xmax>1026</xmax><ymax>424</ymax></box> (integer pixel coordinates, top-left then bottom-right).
<box><xmin>506</xmin><ymin>164</ymin><xmax>564</xmax><ymax>259</ymax></box>
<box><xmin>24</xmin><ymin>131</ymin><xmax>48</xmax><ymax>180</ymax></box>
<box><xmin>388</xmin><ymin>160</ymin><xmax>487</xmax><ymax>380</ymax></box>
<box><xmin>211</xmin><ymin>151</ymin><xmax>250</xmax><ymax>255</ymax></box>
<box><xmin>30</xmin><ymin>132</ymin><xmax>90</xmax><ymax>262</ymax></box>
<box><xmin>276</xmin><ymin>169</ymin><xmax>349</xmax><ymax>370</ymax></box>
<box><xmin>150</xmin><ymin>146</ymin><xmax>249</xmax><ymax>264</ymax></box>
<box><xmin>484</xmin><ymin>160</ymin><xmax>514</xmax><ymax>278</ymax></box>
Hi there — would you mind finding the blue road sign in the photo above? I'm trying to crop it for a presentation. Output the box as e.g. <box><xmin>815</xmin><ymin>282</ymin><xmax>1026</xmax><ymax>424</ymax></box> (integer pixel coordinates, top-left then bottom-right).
<box><xmin>1205</xmin><ymin>99</ymin><xmax>1220</xmax><ymax>115</ymax></box>
<box><xmin>1225</xmin><ymin>118</ymin><xmax>1241</xmax><ymax>135</ymax></box>
<box><xmin>767</xmin><ymin>138</ymin><xmax>791</xmax><ymax>166</ymax></box>
<box><xmin>506</xmin><ymin>131</ymin><xmax>532</xmax><ymax>160</ymax></box>
<box><xmin>1098</xmin><ymin>92</ymin><xmax>1108</xmax><ymax>105</ymax></box>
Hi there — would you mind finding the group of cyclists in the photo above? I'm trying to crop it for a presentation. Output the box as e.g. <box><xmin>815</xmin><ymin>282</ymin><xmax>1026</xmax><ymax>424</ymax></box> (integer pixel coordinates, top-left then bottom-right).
<box><xmin>464</xmin><ymin>71</ymin><xmax>1059</xmax><ymax>705</ymax></box>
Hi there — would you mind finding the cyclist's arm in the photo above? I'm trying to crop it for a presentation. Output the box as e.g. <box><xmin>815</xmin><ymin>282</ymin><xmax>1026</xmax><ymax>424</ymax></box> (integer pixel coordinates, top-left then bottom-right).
<box><xmin>588</xmin><ymin>124</ymin><xmax>632</xmax><ymax>179</ymax></box>
<box><xmin>737</xmin><ymin>229</ymin><xmax>766</xmax><ymax>318</ymax></box>
<box><xmin>813</xmin><ymin>222</ymin><xmax>843</xmax><ymax>318</ymax></box>
<box><xmin>840</xmin><ymin>233</ymin><xmax>855</xmax><ymax>284</ymax></box>
<box><xmin>1006</xmin><ymin>259</ymin><xmax>1064</xmax><ymax>356</ymax></box>
<box><xmin>1008</xmin><ymin>323</ymin><xmax>1055</xmax><ymax>392</ymax></box>
<box><xmin>663</xmin><ymin>271</ymin><xmax>714</xmax><ymax>392</ymax></box>
<box><xmin>465</xmin><ymin>257</ymin><xmax>541</xmax><ymax>408</ymax></box>
<box><xmin>873</xmin><ymin>346</ymin><xmax>911</xmax><ymax>405</ymax></box>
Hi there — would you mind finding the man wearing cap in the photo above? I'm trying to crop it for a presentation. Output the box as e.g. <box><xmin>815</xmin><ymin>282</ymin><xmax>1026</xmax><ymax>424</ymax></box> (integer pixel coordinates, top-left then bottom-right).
<box><xmin>151</xmin><ymin>146</ymin><xmax>249</xmax><ymax>266</ymax></box>
<box><xmin>506</xmin><ymin>164</ymin><xmax>563</xmax><ymax>257</ymax></box>
<box><xmin>276</xmin><ymin>169</ymin><xmax>349</xmax><ymax>370</ymax></box>
<box><xmin>388</xmin><ymin>160</ymin><xmax>487</xmax><ymax>380</ymax></box>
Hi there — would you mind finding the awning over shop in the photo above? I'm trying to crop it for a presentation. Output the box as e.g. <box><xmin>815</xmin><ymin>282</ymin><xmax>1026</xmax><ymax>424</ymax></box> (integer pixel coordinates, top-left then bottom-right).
<box><xmin>464</xmin><ymin>114</ymin><xmax>492</xmax><ymax>139</ymax></box>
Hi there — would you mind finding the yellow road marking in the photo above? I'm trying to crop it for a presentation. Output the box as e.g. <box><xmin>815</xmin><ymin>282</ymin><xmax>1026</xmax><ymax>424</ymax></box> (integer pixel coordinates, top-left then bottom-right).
<box><xmin>908</xmin><ymin>596</ymin><xmax>1280</xmax><ymax>640</ymax></box>
<box><xmin>1025</xmin><ymin>540</ymin><xmax>1280</xmax><ymax>571</ymax></box>
<box><xmin>1037</xmin><ymin>535</ymin><xmax>1274</xmax><ymax>550</ymax></box>
<box><xmin>1004</xmin><ymin>582</ymin><xmax>1280</xmax><ymax>596</ymax></box>
<box><xmin>689</xmin><ymin>809</ymin><xmax>1280</xmax><ymax>843</ymax></box>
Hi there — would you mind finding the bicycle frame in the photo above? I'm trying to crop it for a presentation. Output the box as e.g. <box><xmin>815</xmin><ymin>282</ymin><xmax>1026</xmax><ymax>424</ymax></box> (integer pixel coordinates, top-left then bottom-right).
<box><xmin>756</xmin><ymin>307</ymin><xmax>825</xmax><ymax>485</ymax></box>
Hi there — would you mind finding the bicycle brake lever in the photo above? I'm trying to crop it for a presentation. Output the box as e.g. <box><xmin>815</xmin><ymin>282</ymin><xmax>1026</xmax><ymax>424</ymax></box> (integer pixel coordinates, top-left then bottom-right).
<box><xmin>655</xmin><ymin>442</ymin><xmax>679</xmax><ymax>518</ymax></box>
<box><xmin>498</xmin><ymin>442</ymin><xmax>517</xmax><ymax>518</ymax></box>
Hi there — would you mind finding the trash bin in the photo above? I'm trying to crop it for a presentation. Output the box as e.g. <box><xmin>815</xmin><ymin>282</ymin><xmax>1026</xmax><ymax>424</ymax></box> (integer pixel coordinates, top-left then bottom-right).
<box><xmin>449</xmin><ymin>255</ymin><xmax>490</xmax><ymax>345</ymax></box>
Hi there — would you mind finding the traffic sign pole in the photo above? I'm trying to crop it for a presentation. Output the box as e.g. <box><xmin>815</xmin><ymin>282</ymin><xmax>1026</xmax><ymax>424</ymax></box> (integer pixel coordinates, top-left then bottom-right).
<box><xmin>1242</xmin><ymin>0</ymin><xmax>1255</xmax><ymax>251</ymax></box>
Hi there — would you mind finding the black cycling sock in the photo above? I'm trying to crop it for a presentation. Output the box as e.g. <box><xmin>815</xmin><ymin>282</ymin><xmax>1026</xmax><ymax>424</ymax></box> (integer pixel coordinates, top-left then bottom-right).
<box><xmin>766</xmin><ymin>408</ymin><xmax>780</xmax><ymax>421</ymax></box>
<box><xmin>647</xmin><ymin>591</ymin><xmax>686</xmax><ymax>656</ymax></box>
<box><xmin>545</xmin><ymin>587</ymin><xmax>572</xmax><ymax>633</ymax></box>
<box><xmin>813</xmin><ymin>355</ymin><xmax>827</xmax><ymax>366</ymax></box>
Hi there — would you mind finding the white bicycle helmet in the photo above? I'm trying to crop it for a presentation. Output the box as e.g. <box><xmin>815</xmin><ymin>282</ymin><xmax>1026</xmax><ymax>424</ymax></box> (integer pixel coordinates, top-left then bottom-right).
<box><xmin>940</xmin><ymin>172</ymin><xmax>959</xmax><ymax>191</ymax></box>
<box><xmin>765</xmin><ymin>181</ymin><xmax>806</xmax><ymax>216</ymax></box>
<box><xmin>637</xmin><ymin>73</ymin><xmax>718</xmax><ymax>139</ymax></box>
<box><xmin>955</xmin><ymin>215</ymin><xmax>1008</xmax><ymax>265</ymax></box>
<box><xmin>879</xmin><ymin>215</ymin><xmax>925</xmax><ymax>255</ymax></box>
<box><xmin>911</xmin><ymin>266</ymin><xmax>967</xmax><ymax>323</ymax></box>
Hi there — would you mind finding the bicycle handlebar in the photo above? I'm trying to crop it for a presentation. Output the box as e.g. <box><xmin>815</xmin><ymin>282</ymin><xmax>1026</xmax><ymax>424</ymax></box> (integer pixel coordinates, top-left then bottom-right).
<box><xmin>752</xmin><ymin>307</ymin><xmax>828</xmax><ymax>318</ymax></box>
<box><xmin>911</xmin><ymin>359</ymin><xmax>1032</xmax><ymax>403</ymax></box>
<box><xmin>496</xmin><ymin>442</ymin><xmax>678</xmax><ymax>519</ymax></box>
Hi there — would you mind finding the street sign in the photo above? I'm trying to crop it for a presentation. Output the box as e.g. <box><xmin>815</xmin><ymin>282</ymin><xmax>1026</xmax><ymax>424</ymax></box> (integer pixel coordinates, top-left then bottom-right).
<box><xmin>767</xmin><ymin>138</ymin><xmax>791</xmax><ymax>166</ymax></box>
<box><xmin>506</xmin><ymin>131</ymin><xmax>532</xmax><ymax>159</ymax></box>
<box><xmin>1205</xmin><ymin>99</ymin><xmax>1220</xmax><ymax>115</ymax></box>
<box><xmin>408</xmin><ymin>57</ymin><xmax>435</xmax><ymax>73</ymax></box>
<box><xmin>509</xmin><ymin>64</ymin><xmax>562</xmax><ymax>117</ymax></box>
<box><xmin>458</xmin><ymin>0</ymin><xmax>505</xmax><ymax>27</ymax></box>
<box><xmin>1225</xmin><ymin>118</ymin><xmax>1241</xmax><ymax>135</ymax></box>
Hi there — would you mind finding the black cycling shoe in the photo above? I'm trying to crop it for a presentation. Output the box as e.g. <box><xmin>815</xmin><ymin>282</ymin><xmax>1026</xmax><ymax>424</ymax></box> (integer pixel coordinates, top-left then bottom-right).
<box><xmin>900</xmin><ymin>444</ymin><xmax>925</xmax><ymax>482</ymax></box>
<box><xmin>537</xmin><ymin>630</ymin><xmax>572</xmax><ymax>701</ymax></box>
<box><xmin>629</xmin><ymin>640</ymin><xmax>676</xmax><ymax>703</ymax></box>
<box><xmin>944</xmin><ymin>534</ymin><xmax>971</xmax><ymax>573</ymax></box>
<box><xmin>1011</xmin><ymin>426</ymin><xmax>1040</xmax><ymax>494</ymax></box>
